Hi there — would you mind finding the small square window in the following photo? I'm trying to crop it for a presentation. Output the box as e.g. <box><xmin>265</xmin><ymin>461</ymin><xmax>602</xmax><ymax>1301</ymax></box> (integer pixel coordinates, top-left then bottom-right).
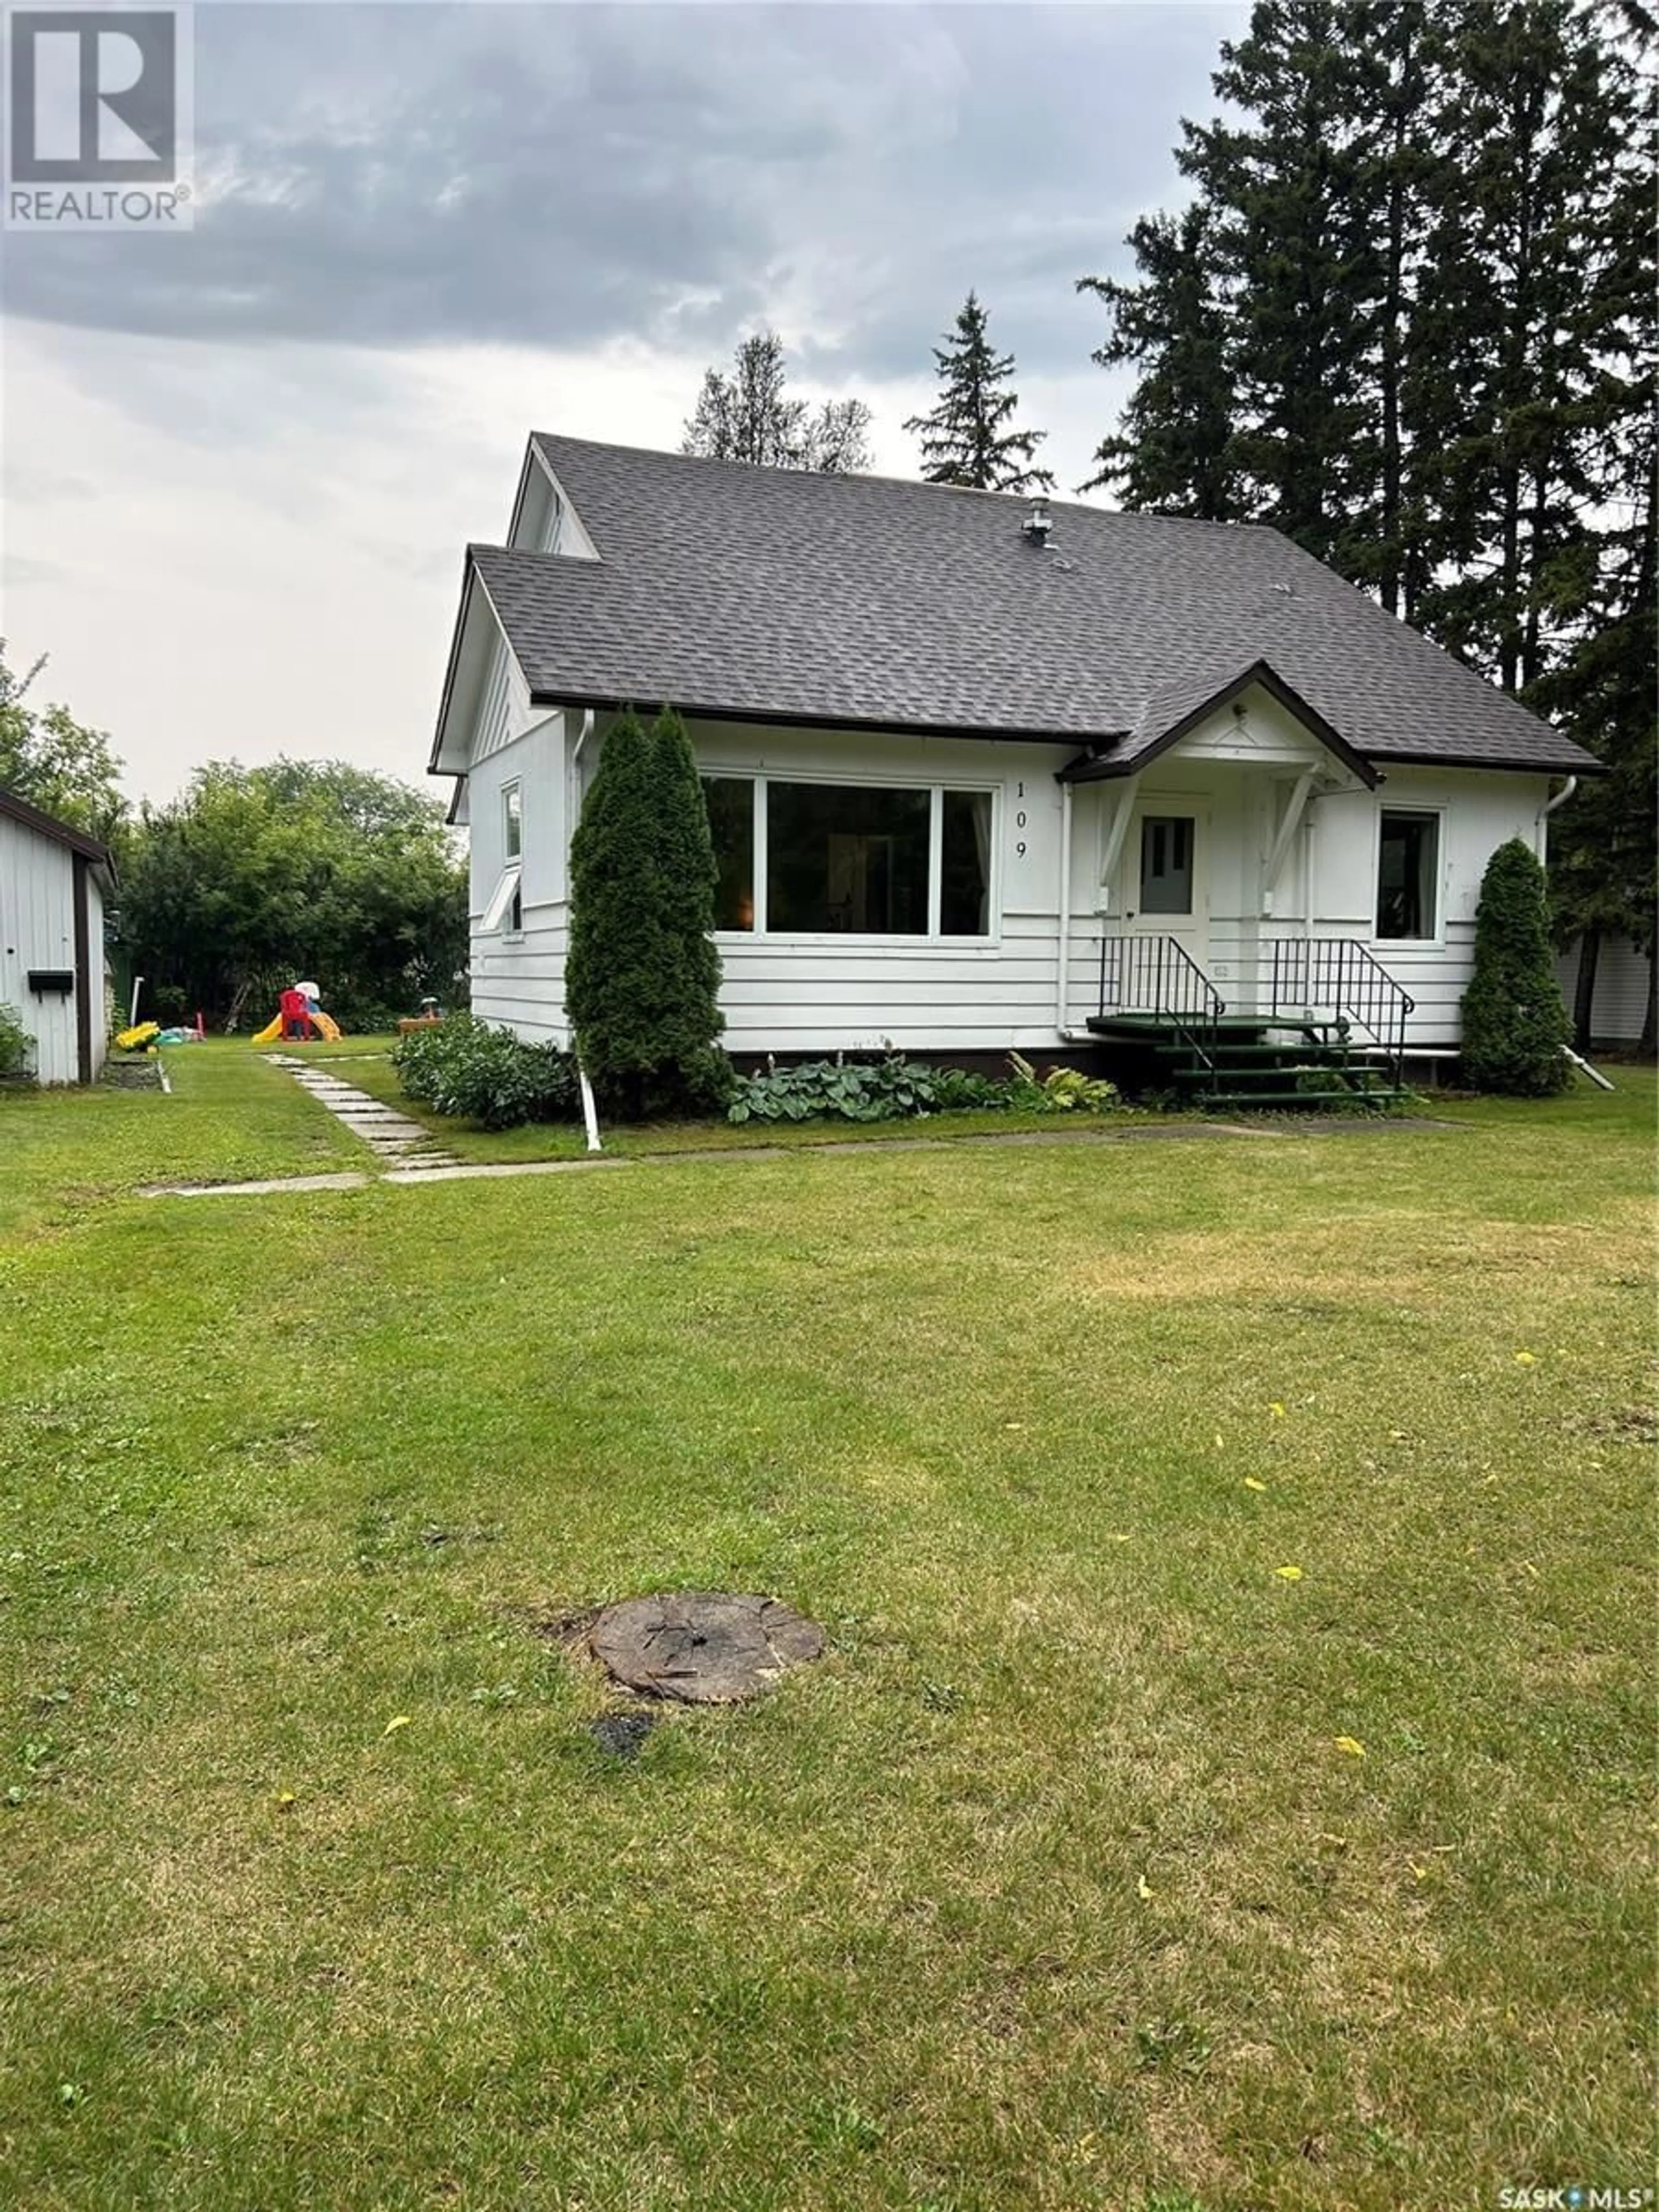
<box><xmin>503</xmin><ymin>781</ymin><xmax>522</xmax><ymax>861</ymax></box>
<box><xmin>1376</xmin><ymin>810</ymin><xmax>1438</xmax><ymax>939</ymax></box>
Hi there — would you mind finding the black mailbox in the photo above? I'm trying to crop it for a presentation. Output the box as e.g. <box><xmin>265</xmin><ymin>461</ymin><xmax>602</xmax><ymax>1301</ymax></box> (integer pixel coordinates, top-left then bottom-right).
<box><xmin>26</xmin><ymin>970</ymin><xmax>74</xmax><ymax>996</ymax></box>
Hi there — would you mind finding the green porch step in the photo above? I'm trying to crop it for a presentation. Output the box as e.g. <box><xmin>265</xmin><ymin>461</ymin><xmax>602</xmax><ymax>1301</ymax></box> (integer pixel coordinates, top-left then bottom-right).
<box><xmin>1200</xmin><ymin>1088</ymin><xmax>1411</xmax><ymax>1109</ymax></box>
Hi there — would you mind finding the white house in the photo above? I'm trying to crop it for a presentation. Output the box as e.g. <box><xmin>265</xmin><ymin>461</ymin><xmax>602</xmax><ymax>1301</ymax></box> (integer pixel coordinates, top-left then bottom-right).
<box><xmin>429</xmin><ymin>436</ymin><xmax>1602</xmax><ymax>1098</ymax></box>
<box><xmin>0</xmin><ymin>787</ymin><xmax>114</xmax><ymax>1085</ymax></box>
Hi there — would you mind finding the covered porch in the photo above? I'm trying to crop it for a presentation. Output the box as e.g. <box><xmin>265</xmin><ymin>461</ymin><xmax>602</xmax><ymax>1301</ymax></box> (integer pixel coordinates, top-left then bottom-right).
<box><xmin>1058</xmin><ymin>666</ymin><xmax>1414</xmax><ymax>1103</ymax></box>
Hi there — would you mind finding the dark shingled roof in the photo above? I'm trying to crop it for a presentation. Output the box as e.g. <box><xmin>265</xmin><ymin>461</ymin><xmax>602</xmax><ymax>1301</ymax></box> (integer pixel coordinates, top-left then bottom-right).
<box><xmin>460</xmin><ymin>435</ymin><xmax>1598</xmax><ymax>776</ymax></box>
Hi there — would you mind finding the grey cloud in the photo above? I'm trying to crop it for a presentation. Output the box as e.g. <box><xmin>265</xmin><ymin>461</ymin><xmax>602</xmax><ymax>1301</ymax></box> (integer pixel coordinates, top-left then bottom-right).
<box><xmin>3</xmin><ymin>3</ymin><xmax>1242</xmax><ymax>384</ymax></box>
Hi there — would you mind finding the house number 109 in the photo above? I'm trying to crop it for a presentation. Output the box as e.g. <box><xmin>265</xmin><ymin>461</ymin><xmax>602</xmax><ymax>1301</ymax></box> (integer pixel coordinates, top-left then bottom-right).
<box><xmin>1014</xmin><ymin>783</ymin><xmax>1027</xmax><ymax>855</ymax></box>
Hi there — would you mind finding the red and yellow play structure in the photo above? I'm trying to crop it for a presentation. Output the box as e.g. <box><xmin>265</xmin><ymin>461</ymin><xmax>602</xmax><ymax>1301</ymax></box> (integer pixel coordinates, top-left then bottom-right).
<box><xmin>252</xmin><ymin>982</ymin><xmax>340</xmax><ymax>1046</ymax></box>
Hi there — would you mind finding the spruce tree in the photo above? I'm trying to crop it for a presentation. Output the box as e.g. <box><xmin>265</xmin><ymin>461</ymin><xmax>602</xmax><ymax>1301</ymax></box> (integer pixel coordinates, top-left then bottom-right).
<box><xmin>903</xmin><ymin>292</ymin><xmax>1054</xmax><ymax>493</ymax></box>
<box><xmin>1459</xmin><ymin>839</ymin><xmax>1572</xmax><ymax>1094</ymax></box>
<box><xmin>1174</xmin><ymin>0</ymin><xmax>1382</xmax><ymax>570</ymax></box>
<box><xmin>1076</xmin><ymin>205</ymin><xmax>1239</xmax><ymax>514</ymax></box>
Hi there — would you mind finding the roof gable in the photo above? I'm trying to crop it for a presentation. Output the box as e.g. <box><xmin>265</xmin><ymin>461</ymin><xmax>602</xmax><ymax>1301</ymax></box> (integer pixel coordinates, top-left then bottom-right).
<box><xmin>0</xmin><ymin>786</ymin><xmax>115</xmax><ymax>872</ymax></box>
<box><xmin>1061</xmin><ymin>659</ymin><xmax>1379</xmax><ymax>787</ymax></box>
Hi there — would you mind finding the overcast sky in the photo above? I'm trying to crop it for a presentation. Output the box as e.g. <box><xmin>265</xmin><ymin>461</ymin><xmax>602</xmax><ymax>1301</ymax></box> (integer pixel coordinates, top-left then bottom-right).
<box><xmin>1</xmin><ymin>1</ymin><xmax>1246</xmax><ymax>807</ymax></box>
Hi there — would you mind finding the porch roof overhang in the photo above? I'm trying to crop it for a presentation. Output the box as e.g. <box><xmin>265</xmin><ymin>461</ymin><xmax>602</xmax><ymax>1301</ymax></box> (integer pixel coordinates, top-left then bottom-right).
<box><xmin>1056</xmin><ymin>658</ymin><xmax>1381</xmax><ymax>791</ymax></box>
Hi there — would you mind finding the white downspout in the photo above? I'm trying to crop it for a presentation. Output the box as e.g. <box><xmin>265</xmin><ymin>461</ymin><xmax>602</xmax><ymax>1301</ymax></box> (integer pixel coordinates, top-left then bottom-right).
<box><xmin>1535</xmin><ymin>774</ymin><xmax>1577</xmax><ymax>858</ymax></box>
<box><xmin>569</xmin><ymin>708</ymin><xmax>602</xmax><ymax>1150</ymax></box>
<box><xmin>1055</xmin><ymin>780</ymin><xmax>1073</xmax><ymax>1037</ymax></box>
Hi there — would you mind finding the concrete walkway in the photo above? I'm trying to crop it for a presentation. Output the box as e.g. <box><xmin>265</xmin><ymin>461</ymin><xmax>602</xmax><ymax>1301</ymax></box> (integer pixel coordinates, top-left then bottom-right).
<box><xmin>264</xmin><ymin>1053</ymin><xmax>466</xmax><ymax>1171</ymax></box>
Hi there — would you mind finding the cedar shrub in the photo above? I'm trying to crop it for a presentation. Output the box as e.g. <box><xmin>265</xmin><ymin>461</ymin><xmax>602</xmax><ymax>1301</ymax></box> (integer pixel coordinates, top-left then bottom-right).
<box><xmin>565</xmin><ymin>705</ymin><xmax>729</xmax><ymax>1119</ymax></box>
<box><xmin>1459</xmin><ymin>838</ymin><xmax>1572</xmax><ymax>1096</ymax></box>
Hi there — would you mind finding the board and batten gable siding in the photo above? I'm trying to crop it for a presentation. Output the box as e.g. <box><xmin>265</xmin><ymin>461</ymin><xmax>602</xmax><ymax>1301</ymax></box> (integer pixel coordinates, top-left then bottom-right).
<box><xmin>0</xmin><ymin>810</ymin><xmax>83</xmax><ymax>1083</ymax></box>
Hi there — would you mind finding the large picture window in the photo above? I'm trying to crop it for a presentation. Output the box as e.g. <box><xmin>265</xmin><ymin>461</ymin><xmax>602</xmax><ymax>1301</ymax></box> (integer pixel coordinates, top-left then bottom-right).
<box><xmin>768</xmin><ymin>782</ymin><xmax>930</xmax><ymax>934</ymax></box>
<box><xmin>1376</xmin><ymin>809</ymin><xmax>1439</xmax><ymax>940</ymax></box>
<box><xmin>700</xmin><ymin>775</ymin><xmax>995</xmax><ymax>939</ymax></box>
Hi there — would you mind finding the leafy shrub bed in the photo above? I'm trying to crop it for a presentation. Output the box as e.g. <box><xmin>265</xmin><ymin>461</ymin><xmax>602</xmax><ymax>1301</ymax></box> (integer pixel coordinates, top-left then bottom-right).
<box><xmin>392</xmin><ymin>1013</ymin><xmax>578</xmax><ymax>1130</ymax></box>
<box><xmin>0</xmin><ymin>1003</ymin><xmax>34</xmax><ymax>1081</ymax></box>
<box><xmin>727</xmin><ymin>1051</ymin><xmax>1119</xmax><ymax>1126</ymax></box>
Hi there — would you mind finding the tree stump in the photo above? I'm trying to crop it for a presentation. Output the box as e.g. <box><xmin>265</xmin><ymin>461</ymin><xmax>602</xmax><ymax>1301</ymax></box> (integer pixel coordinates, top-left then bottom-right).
<box><xmin>588</xmin><ymin>1592</ymin><xmax>826</xmax><ymax>1704</ymax></box>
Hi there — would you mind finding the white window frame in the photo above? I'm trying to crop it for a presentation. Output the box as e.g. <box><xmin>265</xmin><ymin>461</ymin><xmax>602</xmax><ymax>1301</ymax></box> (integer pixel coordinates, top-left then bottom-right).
<box><xmin>702</xmin><ymin>767</ymin><xmax>1001</xmax><ymax>946</ymax></box>
<box><xmin>1371</xmin><ymin>803</ymin><xmax>1445</xmax><ymax>947</ymax></box>
<box><xmin>482</xmin><ymin>863</ymin><xmax>523</xmax><ymax>937</ymax></box>
<box><xmin>502</xmin><ymin>779</ymin><xmax>523</xmax><ymax>862</ymax></box>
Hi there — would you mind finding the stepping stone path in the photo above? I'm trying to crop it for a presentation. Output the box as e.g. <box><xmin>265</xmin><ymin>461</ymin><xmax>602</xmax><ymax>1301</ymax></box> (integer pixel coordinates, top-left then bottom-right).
<box><xmin>266</xmin><ymin>1054</ymin><xmax>464</xmax><ymax>1172</ymax></box>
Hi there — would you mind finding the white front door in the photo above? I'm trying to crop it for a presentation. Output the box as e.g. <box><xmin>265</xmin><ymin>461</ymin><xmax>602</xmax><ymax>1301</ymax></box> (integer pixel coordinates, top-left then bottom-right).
<box><xmin>1125</xmin><ymin>805</ymin><xmax>1208</xmax><ymax>966</ymax></box>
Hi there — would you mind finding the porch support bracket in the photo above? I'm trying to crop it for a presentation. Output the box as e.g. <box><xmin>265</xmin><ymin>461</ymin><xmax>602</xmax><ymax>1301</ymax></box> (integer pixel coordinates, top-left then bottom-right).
<box><xmin>1262</xmin><ymin>769</ymin><xmax>1317</xmax><ymax>916</ymax></box>
<box><xmin>1095</xmin><ymin>773</ymin><xmax>1140</xmax><ymax>912</ymax></box>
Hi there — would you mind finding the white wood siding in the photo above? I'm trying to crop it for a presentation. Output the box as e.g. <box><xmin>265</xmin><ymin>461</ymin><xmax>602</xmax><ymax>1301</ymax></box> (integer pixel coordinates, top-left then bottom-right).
<box><xmin>0</xmin><ymin>814</ymin><xmax>82</xmax><ymax>1083</ymax></box>
<box><xmin>1555</xmin><ymin>935</ymin><xmax>1652</xmax><ymax>1043</ymax></box>
<box><xmin>458</xmin><ymin>669</ymin><xmax>1569</xmax><ymax>1060</ymax></box>
<box><xmin>467</xmin><ymin>708</ymin><xmax>571</xmax><ymax>1039</ymax></box>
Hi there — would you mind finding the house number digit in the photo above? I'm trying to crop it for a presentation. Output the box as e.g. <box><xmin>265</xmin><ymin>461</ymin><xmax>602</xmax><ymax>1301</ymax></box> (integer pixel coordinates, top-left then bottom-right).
<box><xmin>1016</xmin><ymin>841</ymin><xmax>1027</xmax><ymax>856</ymax></box>
<box><xmin>1016</xmin><ymin>810</ymin><xmax>1027</xmax><ymax>828</ymax></box>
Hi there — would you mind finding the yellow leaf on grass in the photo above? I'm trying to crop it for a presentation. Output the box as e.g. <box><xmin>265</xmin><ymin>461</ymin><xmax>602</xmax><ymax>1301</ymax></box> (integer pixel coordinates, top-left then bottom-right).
<box><xmin>1269</xmin><ymin>1402</ymin><xmax>1287</xmax><ymax>1419</ymax></box>
<box><xmin>1275</xmin><ymin>1564</ymin><xmax>1303</xmax><ymax>1581</ymax></box>
<box><xmin>1411</xmin><ymin>1862</ymin><xmax>1430</xmax><ymax>1881</ymax></box>
<box><xmin>1243</xmin><ymin>1477</ymin><xmax>1268</xmax><ymax>1492</ymax></box>
<box><xmin>1214</xmin><ymin>1433</ymin><xmax>1225</xmax><ymax>1450</ymax></box>
<box><xmin>1513</xmin><ymin>1350</ymin><xmax>1536</xmax><ymax>1366</ymax></box>
<box><xmin>1334</xmin><ymin>1735</ymin><xmax>1367</xmax><ymax>1758</ymax></box>
<box><xmin>382</xmin><ymin>1715</ymin><xmax>412</xmax><ymax>1737</ymax></box>
<box><xmin>274</xmin><ymin>1791</ymin><xmax>296</xmax><ymax>1809</ymax></box>
<box><xmin>1136</xmin><ymin>1874</ymin><xmax>1154</xmax><ymax>1901</ymax></box>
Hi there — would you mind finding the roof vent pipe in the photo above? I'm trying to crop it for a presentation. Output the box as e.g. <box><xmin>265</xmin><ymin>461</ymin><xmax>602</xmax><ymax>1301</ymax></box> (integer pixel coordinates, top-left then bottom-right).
<box><xmin>1022</xmin><ymin>496</ymin><xmax>1052</xmax><ymax>547</ymax></box>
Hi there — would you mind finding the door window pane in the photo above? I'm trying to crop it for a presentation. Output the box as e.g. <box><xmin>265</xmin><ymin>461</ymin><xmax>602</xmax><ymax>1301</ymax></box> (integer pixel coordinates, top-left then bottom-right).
<box><xmin>701</xmin><ymin>776</ymin><xmax>755</xmax><ymax>931</ymax></box>
<box><xmin>1376</xmin><ymin>810</ymin><xmax>1438</xmax><ymax>938</ymax></box>
<box><xmin>503</xmin><ymin>781</ymin><xmax>522</xmax><ymax>861</ymax></box>
<box><xmin>767</xmin><ymin>782</ymin><xmax>930</xmax><ymax>934</ymax></box>
<box><xmin>941</xmin><ymin>791</ymin><xmax>993</xmax><ymax>936</ymax></box>
<box><xmin>1139</xmin><ymin>814</ymin><xmax>1194</xmax><ymax>915</ymax></box>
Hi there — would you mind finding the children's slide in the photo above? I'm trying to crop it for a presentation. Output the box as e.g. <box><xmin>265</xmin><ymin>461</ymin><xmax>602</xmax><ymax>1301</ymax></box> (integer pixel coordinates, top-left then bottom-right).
<box><xmin>251</xmin><ymin>1007</ymin><xmax>342</xmax><ymax>1045</ymax></box>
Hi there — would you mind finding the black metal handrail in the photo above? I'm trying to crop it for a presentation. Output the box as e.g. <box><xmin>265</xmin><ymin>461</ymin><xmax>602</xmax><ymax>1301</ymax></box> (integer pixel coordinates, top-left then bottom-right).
<box><xmin>1268</xmin><ymin>939</ymin><xmax>1416</xmax><ymax>1085</ymax></box>
<box><xmin>1097</xmin><ymin>932</ymin><xmax>1226</xmax><ymax>1071</ymax></box>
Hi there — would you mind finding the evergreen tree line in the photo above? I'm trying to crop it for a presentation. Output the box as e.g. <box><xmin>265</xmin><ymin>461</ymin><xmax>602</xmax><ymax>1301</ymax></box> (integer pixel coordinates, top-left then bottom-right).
<box><xmin>1083</xmin><ymin>0</ymin><xmax>1653</xmax><ymax>1037</ymax></box>
<box><xmin>685</xmin><ymin>0</ymin><xmax>1653</xmax><ymax>1041</ymax></box>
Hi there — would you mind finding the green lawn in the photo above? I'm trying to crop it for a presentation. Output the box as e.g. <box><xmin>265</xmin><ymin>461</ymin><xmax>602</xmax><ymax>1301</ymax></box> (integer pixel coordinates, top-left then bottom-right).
<box><xmin>1</xmin><ymin>1047</ymin><xmax>1653</xmax><ymax>2210</ymax></box>
<box><xmin>299</xmin><ymin>1035</ymin><xmax>1180</xmax><ymax>1163</ymax></box>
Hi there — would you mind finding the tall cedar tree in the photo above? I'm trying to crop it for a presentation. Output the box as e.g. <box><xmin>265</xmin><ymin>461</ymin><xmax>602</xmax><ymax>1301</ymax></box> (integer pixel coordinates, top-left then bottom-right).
<box><xmin>565</xmin><ymin>707</ymin><xmax>728</xmax><ymax>1117</ymax></box>
<box><xmin>682</xmin><ymin>332</ymin><xmax>874</xmax><ymax>474</ymax></box>
<box><xmin>1459</xmin><ymin>838</ymin><xmax>1572</xmax><ymax>1093</ymax></box>
<box><xmin>646</xmin><ymin>705</ymin><xmax>729</xmax><ymax>1106</ymax></box>
<box><xmin>903</xmin><ymin>292</ymin><xmax>1055</xmax><ymax>493</ymax></box>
